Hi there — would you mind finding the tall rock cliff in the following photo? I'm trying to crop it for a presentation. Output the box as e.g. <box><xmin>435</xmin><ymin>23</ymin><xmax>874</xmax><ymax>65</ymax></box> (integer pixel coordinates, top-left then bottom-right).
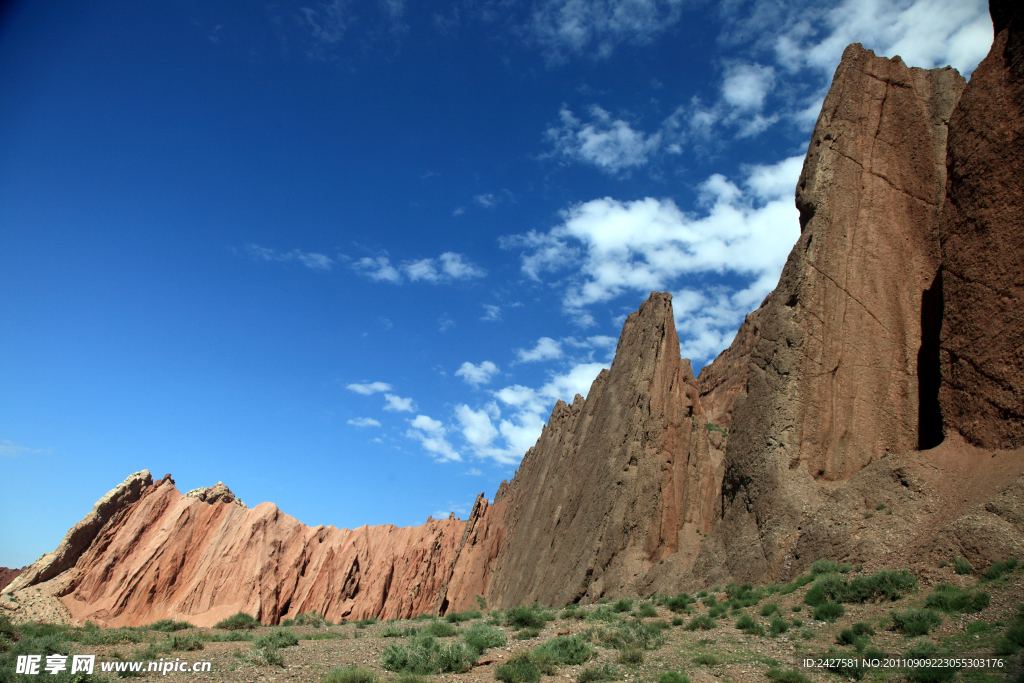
<box><xmin>691</xmin><ymin>45</ymin><xmax>966</xmax><ymax>583</ymax></box>
<box><xmin>939</xmin><ymin>0</ymin><xmax>1024</xmax><ymax>449</ymax></box>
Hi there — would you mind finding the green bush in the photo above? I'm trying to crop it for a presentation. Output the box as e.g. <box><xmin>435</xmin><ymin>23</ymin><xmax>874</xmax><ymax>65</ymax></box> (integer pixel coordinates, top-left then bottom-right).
<box><xmin>354</xmin><ymin>617</ymin><xmax>377</xmax><ymax>628</ymax></box>
<box><xmin>686</xmin><ymin>615</ymin><xmax>715</xmax><ymax>631</ymax></box>
<box><xmin>561</xmin><ymin>607</ymin><xmax>585</xmax><ymax>620</ymax></box>
<box><xmin>779</xmin><ymin>575</ymin><xmax>814</xmax><ymax>595</ymax></box>
<box><xmin>659</xmin><ymin>672</ymin><xmax>689</xmax><ymax>683</ymax></box>
<box><xmin>826</xmin><ymin>648</ymin><xmax>885</xmax><ymax>680</ymax></box>
<box><xmin>985</xmin><ymin>558</ymin><xmax>1018</xmax><ymax>580</ymax></box>
<box><xmin>445</xmin><ymin>609</ymin><xmax>482</xmax><ymax>623</ymax></box>
<box><xmin>214</xmin><ymin>612</ymin><xmax>259</xmax><ymax>630</ymax></box>
<box><xmin>424</xmin><ymin>620</ymin><xmax>457</xmax><ymax>637</ymax></box>
<box><xmin>736</xmin><ymin>614</ymin><xmax>756</xmax><ymax>630</ymax></box>
<box><xmin>906</xmin><ymin>642</ymin><xmax>959</xmax><ymax>683</ymax></box>
<box><xmin>769</xmin><ymin>617</ymin><xmax>789</xmax><ymax>636</ymax></box>
<box><xmin>666</xmin><ymin>593</ymin><xmax>695</xmax><ymax>613</ymax></box>
<box><xmin>612</xmin><ymin>599</ymin><xmax>633</xmax><ymax>613</ymax></box>
<box><xmin>760</xmin><ymin>602</ymin><xmax>780</xmax><ymax>617</ymax></box>
<box><xmin>532</xmin><ymin>634</ymin><xmax>595</xmax><ymax>665</ymax></box>
<box><xmin>811</xmin><ymin>559</ymin><xmax>853</xmax><ymax>575</ymax></box>
<box><xmin>953</xmin><ymin>556</ymin><xmax>974</xmax><ymax>575</ymax></box>
<box><xmin>805</xmin><ymin>570</ymin><xmax>917</xmax><ymax>606</ymax></box>
<box><xmin>766</xmin><ymin>667</ymin><xmax>810</xmax><ymax>683</ymax></box>
<box><xmin>617</xmin><ymin>648</ymin><xmax>644</xmax><ymax>665</ymax></box>
<box><xmin>693</xmin><ymin>654</ymin><xmax>718</xmax><ymax>666</ymax></box>
<box><xmin>697</xmin><ymin>590</ymin><xmax>708</xmax><ymax>598</ymax></box>
<box><xmin>381</xmin><ymin>634</ymin><xmax>474</xmax><ymax>674</ymax></box>
<box><xmin>382</xmin><ymin>624</ymin><xmax>418</xmax><ymax>638</ymax></box>
<box><xmin>323</xmin><ymin>666</ymin><xmax>378</xmax><ymax>683</ymax></box>
<box><xmin>891</xmin><ymin>608</ymin><xmax>943</xmax><ymax>636</ymax></box>
<box><xmin>701</xmin><ymin>595</ymin><xmax>717</xmax><ymax>607</ymax></box>
<box><xmin>836</xmin><ymin>629</ymin><xmax>866</xmax><ymax>650</ymax></box>
<box><xmin>147</xmin><ymin>619</ymin><xmax>196</xmax><ymax>632</ymax></box>
<box><xmin>307</xmin><ymin>631</ymin><xmax>347</xmax><ymax>640</ymax></box>
<box><xmin>253</xmin><ymin>629</ymin><xmax>299</xmax><ymax>649</ymax></box>
<box><xmin>1006</xmin><ymin>622</ymin><xmax>1024</xmax><ymax>647</ymax></box>
<box><xmin>992</xmin><ymin>637</ymin><xmax>1020</xmax><ymax>655</ymax></box>
<box><xmin>245</xmin><ymin>641</ymin><xmax>285</xmax><ymax>667</ymax></box>
<box><xmin>707</xmin><ymin>605</ymin><xmax>727</xmax><ymax>619</ymax></box>
<box><xmin>966</xmin><ymin>620</ymin><xmax>990</xmax><ymax>635</ymax></box>
<box><xmin>170</xmin><ymin>632</ymin><xmax>205</xmax><ymax>651</ymax></box>
<box><xmin>671</xmin><ymin>617</ymin><xmax>683</xmax><ymax>626</ymax></box>
<box><xmin>208</xmin><ymin>631</ymin><xmax>255</xmax><ymax>642</ymax></box>
<box><xmin>637</xmin><ymin>603</ymin><xmax>658</xmax><ymax>618</ymax></box>
<box><xmin>462</xmin><ymin>623</ymin><xmax>506</xmax><ymax>654</ymax></box>
<box><xmin>292</xmin><ymin>611</ymin><xmax>329</xmax><ymax>627</ymax></box>
<box><xmin>578</xmin><ymin>663</ymin><xmax>619</xmax><ymax>682</ymax></box>
<box><xmin>516</xmin><ymin>627</ymin><xmax>541</xmax><ymax>640</ymax></box>
<box><xmin>476</xmin><ymin>595</ymin><xmax>488</xmax><ymax>611</ymax></box>
<box><xmin>495</xmin><ymin>652</ymin><xmax>541</xmax><ymax>683</ymax></box>
<box><xmin>506</xmin><ymin>606</ymin><xmax>547</xmax><ymax>629</ymax></box>
<box><xmin>790</xmin><ymin>618</ymin><xmax>803</xmax><ymax>627</ymax></box>
<box><xmin>925</xmin><ymin>585</ymin><xmax>990</xmax><ymax>613</ymax></box>
<box><xmin>812</xmin><ymin>602</ymin><xmax>845</xmax><ymax>622</ymax></box>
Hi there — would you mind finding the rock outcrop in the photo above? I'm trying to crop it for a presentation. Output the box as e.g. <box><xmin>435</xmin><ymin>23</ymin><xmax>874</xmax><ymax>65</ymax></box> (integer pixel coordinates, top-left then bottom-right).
<box><xmin>939</xmin><ymin>0</ymin><xmax>1024</xmax><ymax>450</ymax></box>
<box><xmin>0</xmin><ymin>568</ymin><xmax>23</xmax><ymax>592</ymax></box>
<box><xmin>690</xmin><ymin>45</ymin><xmax>967</xmax><ymax>584</ymax></box>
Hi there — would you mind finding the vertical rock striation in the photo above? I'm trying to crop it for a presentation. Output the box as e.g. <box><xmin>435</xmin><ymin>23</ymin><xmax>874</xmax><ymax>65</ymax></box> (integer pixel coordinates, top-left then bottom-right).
<box><xmin>939</xmin><ymin>0</ymin><xmax>1024</xmax><ymax>449</ymax></box>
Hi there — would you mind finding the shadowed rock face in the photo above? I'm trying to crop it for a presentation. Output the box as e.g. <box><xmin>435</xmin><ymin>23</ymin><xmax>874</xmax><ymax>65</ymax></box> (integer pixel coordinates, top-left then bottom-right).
<box><xmin>0</xmin><ymin>568</ymin><xmax>23</xmax><ymax>592</ymax></box>
<box><xmin>939</xmin><ymin>0</ymin><xmax>1024</xmax><ymax>450</ymax></box>
<box><xmin>692</xmin><ymin>45</ymin><xmax>966</xmax><ymax>583</ymax></box>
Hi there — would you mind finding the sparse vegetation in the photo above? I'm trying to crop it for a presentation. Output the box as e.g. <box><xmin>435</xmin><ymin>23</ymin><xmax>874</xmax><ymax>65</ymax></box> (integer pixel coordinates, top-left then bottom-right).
<box><xmin>617</xmin><ymin>647</ymin><xmax>644</xmax><ymax>665</ymax></box>
<box><xmin>954</xmin><ymin>556</ymin><xmax>974</xmax><ymax>575</ymax></box>
<box><xmin>686</xmin><ymin>615</ymin><xmax>715</xmax><ymax>631</ymax></box>
<box><xmin>659</xmin><ymin>671</ymin><xmax>689</xmax><ymax>683</ymax></box>
<box><xmin>495</xmin><ymin>652</ymin><xmax>541</xmax><ymax>683</ymax></box>
<box><xmin>214</xmin><ymin>611</ymin><xmax>260</xmax><ymax>630</ymax></box>
<box><xmin>444</xmin><ymin>609</ymin><xmax>482</xmax><ymax>623</ymax></box>
<box><xmin>532</xmin><ymin>633</ymin><xmax>596</xmax><ymax>664</ymax></box>
<box><xmin>323</xmin><ymin>666</ymin><xmax>379</xmax><ymax>683</ymax></box>
<box><xmin>461</xmin><ymin>623</ymin><xmax>506</xmax><ymax>654</ymax></box>
<box><xmin>925</xmin><ymin>584</ymin><xmax>990</xmax><ymax>613</ymax></box>
<box><xmin>577</xmin><ymin>663</ymin><xmax>619</xmax><ymax>682</ymax></box>
<box><xmin>637</xmin><ymin>603</ymin><xmax>658</xmax><ymax>618</ymax></box>
<box><xmin>381</xmin><ymin>634</ymin><xmax>474</xmax><ymax>674</ymax></box>
<box><xmin>891</xmin><ymin>608</ymin><xmax>943</xmax><ymax>636</ymax></box>
<box><xmin>766</xmin><ymin>667</ymin><xmax>811</xmax><ymax>683</ymax></box>
<box><xmin>146</xmin><ymin>619</ymin><xmax>195</xmax><ymax>632</ymax></box>
<box><xmin>812</xmin><ymin>602</ymin><xmax>845</xmax><ymax>622</ymax></box>
<box><xmin>424</xmin><ymin>620</ymin><xmax>458</xmax><ymax>637</ymax></box>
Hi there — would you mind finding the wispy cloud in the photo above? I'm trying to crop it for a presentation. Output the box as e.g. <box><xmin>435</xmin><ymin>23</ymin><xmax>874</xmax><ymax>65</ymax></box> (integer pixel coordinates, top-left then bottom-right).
<box><xmin>481</xmin><ymin>304</ymin><xmax>502</xmax><ymax>321</ymax></box>
<box><xmin>517</xmin><ymin>337</ymin><xmax>563</xmax><ymax>362</ymax></box>
<box><xmin>351</xmin><ymin>252</ymin><xmax>486</xmax><ymax>284</ymax></box>
<box><xmin>546</xmin><ymin>106</ymin><xmax>661</xmax><ymax>174</ymax></box>
<box><xmin>0</xmin><ymin>440</ymin><xmax>49</xmax><ymax>458</ymax></box>
<box><xmin>474</xmin><ymin>194</ymin><xmax>497</xmax><ymax>208</ymax></box>
<box><xmin>463</xmin><ymin>468</ymin><xmax>483</xmax><ymax>476</ymax></box>
<box><xmin>347</xmin><ymin>417</ymin><xmax>382</xmax><ymax>427</ymax></box>
<box><xmin>407</xmin><ymin>415</ymin><xmax>461</xmax><ymax>462</ymax></box>
<box><xmin>300</xmin><ymin>0</ymin><xmax>349</xmax><ymax>59</ymax></box>
<box><xmin>384</xmin><ymin>393</ymin><xmax>416</xmax><ymax>412</ymax></box>
<box><xmin>455</xmin><ymin>361</ymin><xmax>500</xmax><ymax>386</ymax></box>
<box><xmin>246</xmin><ymin>244</ymin><xmax>334</xmax><ymax>270</ymax></box>
<box><xmin>346</xmin><ymin>381</ymin><xmax>392</xmax><ymax>395</ymax></box>
<box><xmin>504</xmin><ymin>155</ymin><xmax>804</xmax><ymax>364</ymax></box>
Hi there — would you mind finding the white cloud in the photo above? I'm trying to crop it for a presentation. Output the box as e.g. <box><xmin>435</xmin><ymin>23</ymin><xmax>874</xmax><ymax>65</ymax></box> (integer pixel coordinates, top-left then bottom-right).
<box><xmin>481</xmin><ymin>304</ymin><xmax>502</xmax><ymax>321</ymax></box>
<box><xmin>438</xmin><ymin>315</ymin><xmax>456</xmax><ymax>332</ymax></box>
<box><xmin>352</xmin><ymin>252</ymin><xmax>486</xmax><ymax>284</ymax></box>
<box><xmin>456</xmin><ymin>361</ymin><xmax>500</xmax><ymax>386</ymax></box>
<box><xmin>454</xmin><ymin>361</ymin><xmax>607</xmax><ymax>465</ymax></box>
<box><xmin>246</xmin><ymin>244</ymin><xmax>334</xmax><ymax>270</ymax></box>
<box><xmin>721</xmin><ymin>63</ymin><xmax>777</xmax><ymax>111</ymax></box>
<box><xmin>505</xmin><ymin>155</ymin><xmax>803</xmax><ymax>365</ymax></box>
<box><xmin>546</xmin><ymin>106</ymin><xmax>662</xmax><ymax>173</ymax></box>
<box><xmin>0</xmin><ymin>440</ymin><xmax>48</xmax><ymax>458</ymax></box>
<box><xmin>300</xmin><ymin>0</ymin><xmax>349</xmax><ymax>59</ymax></box>
<box><xmin>407</xmin><ymin>414</ymin><xmax>461</xmax><ymax>462</ymax></box>
<box><xmin>463</xmin><ymin>468</ymin><xmax>483</xmax><ymax>476</ymax></box>
<box><xmin>475</xmin><ymin>194</ymin><xmax>497</xmax><ymax>208</ymax></box>
<box><xmin>517</xmin><ymin>337</ymin><xmax>563</xmax><ymax>362</ymax></box>
<box><xmin>384</xmin><ymin>393</ymin><xmax>416</xmax><ymax>412</ymax></box>
<box><xmin>346</xmin><ymin>381</ymin><xmax>392</xmax><ymax>395</ymax></box>
<box><xmin>347</xmin><ymin>417</ymin><xmax>382</xmax><ymax>427</ymax></box>
<box><xmin>453</xmin><ymin>206</ymin><xmax>466</xmax><ymax>216</ymax></box>
<box><xmin>527</xmin><ymin>0</ymin><xmax>685</xmax><ymax>62</ymax></box>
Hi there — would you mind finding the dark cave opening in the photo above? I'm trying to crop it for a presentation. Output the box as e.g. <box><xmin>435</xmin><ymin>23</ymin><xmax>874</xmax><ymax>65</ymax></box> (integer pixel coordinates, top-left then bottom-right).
<box><xmin>918</xmin><ymin>269</ymin><xmax>944</xmax><ymax>450</ymax></box>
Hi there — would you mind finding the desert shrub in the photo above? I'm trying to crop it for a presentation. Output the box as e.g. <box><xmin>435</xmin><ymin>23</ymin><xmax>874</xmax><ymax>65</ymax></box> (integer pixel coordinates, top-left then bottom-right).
<box><xmin>992</xmin><ymin>637</ymin><xmax>1020</xmax><ymax>655</ymax></box>
<box><xmin>985</xmin><ymin>558</ymin><xmax>1018</xmax><ymax>581</ymax></box>
<box><xmin>613</xmin><ymin>599</ymin><xmax>633</xmax><ymax>613</ymax></box>
<box><xmin>791</xmin><ymin>605</ymin><xmax>802</xmax><ymax>612</ymax></box>
<box><xmin>648</xmin><ymin>620</ymin><xmax>671</xmax><ymax>631</ymax></box>
<box><xmin>170</xmin><ymin>632</ymin><xmax>205</xmax><ymax>651</ymax></box>
<box><xmin>801</xmin><ymin>629</ymin><xmax>815</xmax><ymax>640</ymax></box>
<box><xmin>966</xmin><ymin>620</ymin><xmax>991</xmax><ymax>635</ymax></box>
<box><xmin>805</xmin><ymin>570</ymin><xmax>916</xmax><ymax>606</ymax></box>
<box><xmin>813</xmin><ymin>602</ymin><xmax>845</xmax><ymax>622</ymax></box>
<box><xmin>906</xmin><ymin>642</ymin><xmax>959</xmax><ymax>683</ymax></box>
<box><xmin>209</xmin><ymin>630</ymin><xmax>255</xmax><ymax>642</ymax></box>
<box><xmin>761</xmin><ymin>603</ymin><xmax>781</xmax><ymax>617</ymax></box>
<box><xmin>617</xmin><ymin>648</ymin><xmax>643</xmax><ymax>665</ymax></box>
<box><xmin>659</xmin><ymin>672</ymin><xmax>689</xmax><ymax>683</ymax></box>
<box><xmin>462</xmin><ymin>623</ymin><xmax>506</xmax><ymax>654</ymax></box>
<box><xmin>147</xmin><ymin>619</ymin><xmax>195</xmax><ymax>632</ymax></box>
<box><xmin>852</xmin><ymin>622</ymin><xmax>874</xmax><ymax>636</ymax></box>
<box><xmin>476</xmin><ymin>595</ymin><xmax>488</xmax><ymax>610</ymax></box>
<box><xmin>306</xmin><ymin>631</ymin><xmax>347</xmax><ymax>640</ymax></box>
<box><xmin>532</xmin><ymin>634</ymin><xmax>595</xmax><ymax>665</ymax></box>
<box><xmin>826</xmin><ymin>648</ymin><xmax>885</xmax><ymax>680</ymax></box>
<box><xmin>790</xmin><ymin>618</ymin><xmax>803</xmax><ymax>627</ymax></box>
<box><xmin>707</xmin><ymin>605</ymin><xmax>727</xmax><ymax>619</ymax></box>
<box><xmin>323</xmin><ymin>666</ymin><xmax>378</xmax><ymax>683</ymax></box>
<box><xmin>724</xmin><ymin>583</ymin><xmax>763</xmax><ymax>609</ymax></box>
<box><xmin>666</xmin><ymin>593</ymin><xmax>695</xmax><ymax>613</ymax></box>
<box><xmin>578</xmin><ymin>663</ymin><xmax>619</xmax><ymax>682</ymax></box>
<box><xmin>694</xmin><ymin>654</ymin><xmax>718</xmax><ymax>666</ymax></box>
<box><xmin>506</xmin><ymin>606</ymin><xmax>547</xmax><ymax>629</ymax></box>
<box><xmin>766</xmin><ymin>667</ymin><xmax>810</xmax><ymax>683</ymax></box>
<box><xmin>516</xmin><ymin>627</ymin><xmax>542</xmax><ymax>640</ymax></box>
<box><xmin>354</xmin><ymin>617</ymin><xmax>377</xmax><ymax>628</ymax></box>
<box><xmin>671</xmin><ymin>618</ymin><xmax>683</xmax><ymax>626</ymax></box>
<box><xmin>736</xmin><ymin>614</ymin><xmax>756</xmax><ymax>630</ymax></box>
<box><xmin>1006</xmin><ymin>622</ymin><xmax>1024</xmax><ymax>647</ymax></box>
<box><xmin>702</xmin><ymin>595</ymin><xmax>717</xmax><ymax>607</ymax></box>
<box><xmin>495</xmin><ymin>652</ymin><xmax>541</xmax><ymax>683</ymax></box>
<box><xmin>926</xmin><ymin>585</ymin><xmax>990</xmax><ymax>613</ymax></box>
<box><xmin>769</xmin><ymin>617</ymin><xmax>789</xmax><ymax>636</ymax></box>
<box><xmin>586</xmin><ymin>606</ymin><xmax>620</xmax><ymax>623</ymax></box>
<box><xmin>245</xmin><ymin>641</ymin><xmax>285</xmax><ymax>667</ymax></box>
<box><xmin>254</xmin><ymin>629</ymin><xmax>299</xmax><ymax>649</ymax></box>
<box><xmin>836</xmin><ymin>629</ymin><xmax>866</xmax><ymax>650</ymax></box>
<box><xmin>412</xmin><ymin>613</ymin><xmax>436</xmax><ymax>621</ymax></box>
<box><xmin>561</xmin><ymin>607</ymin><xmax>585</xmax><ymax>620</ymax></box>
<box><xmin>697</xmin><ymin>590</ymin><xmax>709</xmax><ymax>598</ymax></box>
<box><xmin>292</xmin><ymin>611</ymin><xmax>329</xmax><ymax>627</ymax></box>
<box><xmin>686</xmin><ymin>616</ymin><xmax>715</xmax><ymax>631</ymax></box>
<box><xmin>215</xmin><ymin>612</ymin><xmax>259</xmax><ymax>630</ymax></box>
<box><xmin>585</xmin><ymin>620</ymin><xmax>664</xmax><ymax>651</ymax></box>
<box><xmin>953</xmin><ymin>556</ymin><xmax>974</xmax><ymax>575</ymax></box>
<box><xmin>382</xmin><ymin>624</ymin><xmax>418</xmax><ymax>638</ymax></box>
<box><xmin>445</xmin><ymin>609</ymin><xmax>482</xmax><ymax>623</ymax></box>
<box><xmin>381</xmin><ymin>634</ymin><xmax>474</xmax><ymax>674</ymax></box>
<box><xmin>811</xmin><ymin>559</ymin><xmax>853</xmax><ymax>575</ymax></box>
<box><xmin>637</xmin><ymin>603</ymin><xmax>658</xmax><ymax>618</ymax></box>
<box><xmin>891</xmin><ymin>608</ymin><xmax>943</xmax><ymax>636</ymax></box>
<box><xmin>779</xmin><ymin>575</ymin><xmax>814</xmax><ymax>595</ymax></box>
<box><xmin>425</xmin><ymin>621</ymin><xmax>458</xmax><ymax>637</ymax></box>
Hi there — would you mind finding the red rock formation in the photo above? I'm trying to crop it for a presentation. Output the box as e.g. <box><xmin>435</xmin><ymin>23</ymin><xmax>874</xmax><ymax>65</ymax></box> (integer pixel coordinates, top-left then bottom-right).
<box><xmin>939</xmin><ymin>0</ymin><xmax>1024</xmax><ymax>449</ymax></box>
<box><xmin>0</xmin><ymin>568</ymin><xmax>23</xmax><ymax>592</ymax></box>
<box><xmin>691</xmin><ymin>45</ymin><xmax>966</xmax><ymax>583</ymax></box>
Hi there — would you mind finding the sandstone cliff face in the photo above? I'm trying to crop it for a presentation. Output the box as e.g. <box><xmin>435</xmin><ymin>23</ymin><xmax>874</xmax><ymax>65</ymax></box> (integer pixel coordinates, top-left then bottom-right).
<box><xmin>480</xmin><ymin>293</ymin><xmax>721</xmax><ymax>608</ymax></box>
<box><xmin>692</xmin><ymin>46</ymin><xmax>966</xmax><ymax>583</ymax></box>
<box><xmin>0</xmin><ymin>568</ymin><xmax>23</xmax><ymax>592</ymax></box>
<box><xmin>939</xmin><ymin>0</ymin><xmax>1024</xmax><ymax>450</ymax></box>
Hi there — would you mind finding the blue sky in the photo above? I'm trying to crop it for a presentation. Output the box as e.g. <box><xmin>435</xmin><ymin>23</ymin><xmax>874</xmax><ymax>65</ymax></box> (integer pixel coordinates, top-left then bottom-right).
<box><xmin>0</xmin><ymin>0</ymin><xmax>992</xmax><ymax>567</ymax></box>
